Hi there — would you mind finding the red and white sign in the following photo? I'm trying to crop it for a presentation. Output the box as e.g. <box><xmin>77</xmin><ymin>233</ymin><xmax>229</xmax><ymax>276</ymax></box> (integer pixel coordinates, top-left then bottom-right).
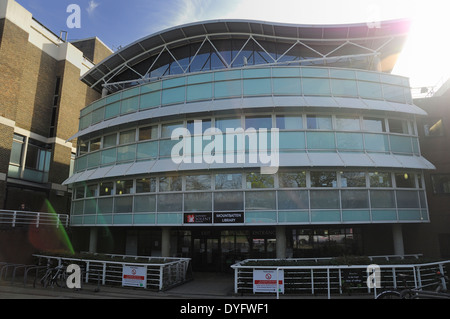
<box><xmin>122</xmin><ymin>265</ymin><xmax>147</xmax><ymax>288</ymax></box>
<box><xmin>253</xmin><ymin>269</ymin><xmax>284</xmax><ymax>293</ymax></box>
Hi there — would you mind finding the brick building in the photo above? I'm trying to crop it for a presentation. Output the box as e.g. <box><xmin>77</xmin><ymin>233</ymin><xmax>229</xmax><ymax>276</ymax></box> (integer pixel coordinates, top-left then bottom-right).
<box><xmin>0</xmin><ymin>0</ymin><xmax>112</xmax><ymax>216</ymax></box>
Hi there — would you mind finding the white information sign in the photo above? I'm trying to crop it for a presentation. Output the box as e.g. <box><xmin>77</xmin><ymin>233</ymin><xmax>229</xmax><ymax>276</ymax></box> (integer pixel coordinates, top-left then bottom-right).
<box><xmin>253</xmin><ymin>269</ymin><xmax>284</xmax><ymax>293</ymax></box>
<box><xmin>122</xmin><ymin>265</ymin><xmax>147</xmax><ymax>288</ymax></box>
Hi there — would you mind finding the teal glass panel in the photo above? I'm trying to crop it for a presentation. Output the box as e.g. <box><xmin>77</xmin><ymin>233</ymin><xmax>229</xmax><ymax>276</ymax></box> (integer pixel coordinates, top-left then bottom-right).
<box><xmin>245</xmin><ymin>191</ymin><xmax>276</xmax><ymax>210</ymax></box>
<box><xmin>113</xmin><ymin>214</ymin><xmax>133</xmax><ymax>224</ymax></box>
<box><xmin>140</xmin><ymin>92</ymin><xmax>161</xmax><ymax>110</ymax></box>
<box><xmin>272</xmin><ymin>67</ymin><xmax>301</xmax><ymax>77</ymax></box>
<box><xmin>159</xmin><ymin>139</ymin><xmax>178</xmax><ymax>157</ymax></box>
<box><xmin>306</xmin><ymin>132</ymin><xmax>336</xmax><ymax>149</ymax></box>
<box><xmin>91</xmin><ymin>108</ymin><xmax>104</xmax><ymax>124</ymax></box>
<box><xmin>134</xmin><ymin>213</ymin><xmax>156</xmax><ymax>224</ymax></box>
<box><xmin>137</xmin><ymin>141</ymin><xmax>158</xmax><ymax>159</ymax></box>
<box><xmin>188</xmin><ymin>73</ymin><xmax>213</xmax><ymax>84</ymax></box>
<box><xmin>163</xmin><ymin>77</ymin><xmax>185</xmax><ymax>89</ymax></box>
<box><xmin>336</xmin><ymin>133</ymin><xmax>363</xmax><ymax>151</ymax></box>
<box><xmin>342</xmin><ymin>210</ymin><xmax>370</xmax><ymax>222</ymax></box>
<box><xmin>396</xmin><ymin>190</ymin><xmax>419</xmax><ymax>208</ymax></box>
<box><xmin>243</xmin><ymin>78</ymin><xmax>271</xmax><ymax>96</ymax></box>
<box><xmin>214</xmin><ymin>80</ymin><xmax>241</xmax><ymax>98</ymax></box>
<box><xmin>371</xmin><ymin>210</ymin><xmax>397</xmax><ymax>221</ymax></box>
<box><xmin>390</xmin><ymin>135</ymin><xmax>413</xmax><ymax>154</ymax></box>
<box><xmin>412</xmin><ymin>138</ymin><xmax>419</xmax><ymax>155</ymax></box>
<box><xmin>76</xmin><ymin>156</ymin><xmax>87</xmax><ymax>171</ymax></box>
<box><xmin>364</xmin><ymin>133</ymin><xmax>389</xmax><ymax>152</ymax></box>
<box><xmin>104</xmin><ymin>101</ymin><xmax>121</xmax><ymax>119</ymax></box>
<box><xmin>162</xmin><ymin>87</ymin><xmax>185</xmax><ymax>105</ymax></box>
<box><xmin>356</xmin><ymin>71</ymin><xmax>379</xmax><ymax>82</ymax></box>
<box><xmin>121</xmin><ymin>96</ymin><xmax>139</xmax><ymax>114</ymax></box>
<box><xmin>187</xmin><ymin>83</ymin><xmax>212</xmax><ymax>101</ymax></box>
<box><xmin>279</xmin><ymin>132</ymin><xmax>305</xmax><ymax>151</ymax></box>
<box><xmin>83</xmin><ymin>215</ymin><xmax>96</xmax><ymax>225</ymax></box>
<box><xmin>79</xmin><ymin>113</ymin><xmax>91</xmax><ymax>130</ymax></box>
<box><xmin>134</xmin><ymin>195</ymin><xmax>156</xmax><ymax>213</ymax></box>
<box><xmin>310</xmin><ymin>190</ymin><xmax>340</xmax><ymax>209</ymax></box>
<box><xmin>87</xmin><ymin>151</ymin><xmax>101</xmax><ymax>168</ymax></box>
<box><xmin>97</xmin><ymin>198</ymin><xmax>113</xmax><ymax>214</ymax></box>
<box><xmin>301</xmin><ymin>68</ymin><xmax>329</xmax><ymax>77</ymax></box>
<box><xmin>141</xmin><ymin>81</ymin><xmax>162</xmax><ymax>94</ymax></box>
<box><xmin>72</xmin><ymin>201</ymin><xmax>84</xmax><ymax>215</ymax></box>
<box><xmin>302</xmin><ymin>78</ymin><xmax>331</xmax><ymax>95</ymax></box>
<box><xmin>71</xmin><ymin>216</ymin><xmax>83</xmax><ymax>225</ymax></box>
<box><xmin>311</xmin><ymin>210</ymin><xmax>340</xmax><ymax>222</ymax></box>
<box><xmin>214</xmin><ymin>70</ymin><xmax>241</xmax><ymax>81</ymax></box>
<box><xmin>398</xmin><ymin>210</ymin><xmax>422</xmax><ymax>221</ymax></box>
<box><xmin>114</xmin><ymin>196</ymin><xmax>133</xmax><ymax>213</ymax></box>
<box><xmin>105</xmin><ymin>93</ymin><xmax>121</xmax><ymax>104</ymax></box>
<box><xmin>184</xmin><ymin>192</ymin><xmax>212</xmax><ymax>211</ymax></box>
<box><xmin>357</xmin><ymin>81</ymin><xmax>382</xmax><ymax>100</ymax></box>
<box><xmin>102</xmin><ymin>148</ymin><xmax>116</xmax><ymax>165</ymax></box>
<box><xmin>117</xmin><ymin>144</ymin><xmax>136</xmax><ymax>162</ymax></box>
<box><xmin>157</xmin><ymin>194</ymin><xmax>183</xmax><ymax>212</ymax></box>
<box><xmin>96</xmin><ymin>214</ymin><xmax>113</xmax><ymax>225</ymax></box>
<box><xmin>330</xmin><ymin>69</ymin><xmax>356</xmax><ymax>79</ymax></box>
<box><xmin>380</xmin><ymin>74</ymin><xmax>403</xmax><ymax>85</ymax></box>
<box><xmin>245</xmin><ymin>211</ymin><xmax>277</xmax><ymax>223</ymax></box>
<box><xmin>370</xmin><ymin>190</ymin><xmax>396</xmax><ymax>208</ymax></box>
<box><xmin>122</xmin><ymin>87</ymin><xmax>140</xmax><ymax>99</ymax></box>
<box><xmin>243</xmin><ymin>68</ymin><xmax>271</xmax><ymax>78</ymax></box>
<box><xmin>277</xmin><ymin>190</ymin><xmax>309</xmax><ymax>209</ymax></box>
<box><xmin>383</xmin><ymin>84</ymin><xmax>405</xmax><ymax>103</ymax></box>
<box><xmin>273</xmin><ymin>78</ymin><xmax>302</xmax><ymax>95</ymax></box>
<box><xmin>421</xmin><ymin>210</ymin><xmax>429</xmax><ymax>221</ymax></box>
<box><xmin>331</xmin><ymin>79</ymin><xmax>358</xmax><ymax>97</ymax></box>
<box><xmin>157</xmin><ymin>213</ymin><xmax>183</xmax><ymax>224</ymax></box>
<box><xmin>341</xmin><ymin>190</ymin><xmax>369</xmax><ymax>209</ymax></box>
<box><xmin>278</xmin><ymin>211</ymin><xmax>309</xmax><ymax>223</ymax></box>
<box><xmin>84</xmin><ymin>198</ymin><xmax>97</xmax><ymax>214</ymax></box>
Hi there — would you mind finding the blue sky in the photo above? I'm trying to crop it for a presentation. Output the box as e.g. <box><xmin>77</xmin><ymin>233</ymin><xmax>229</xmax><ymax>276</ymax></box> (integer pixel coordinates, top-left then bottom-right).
<box><xmin>15</xmin><ymin>0</ymin><xmax>450</xmax><ymax>89</ymax></box>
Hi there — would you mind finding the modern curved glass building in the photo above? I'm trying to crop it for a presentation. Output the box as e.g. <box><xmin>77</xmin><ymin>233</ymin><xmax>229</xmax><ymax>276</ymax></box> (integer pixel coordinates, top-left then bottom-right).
<box><xmin>65</xmin><ymin>19</ymin><xmax>435</xmax><ymax>270</ymax></box>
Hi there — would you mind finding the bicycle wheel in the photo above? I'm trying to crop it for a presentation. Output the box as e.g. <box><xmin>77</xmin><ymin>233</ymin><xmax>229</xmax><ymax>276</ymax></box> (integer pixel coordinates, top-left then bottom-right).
<box><xmin>376</xmin><ymin>290</ymin><xmax>402</xmax><ymax>299</ymax></box>
<box><xmin>55</xmin><ymin>271</ymin><xmax>68</xmax><ymax>288</ymax></box>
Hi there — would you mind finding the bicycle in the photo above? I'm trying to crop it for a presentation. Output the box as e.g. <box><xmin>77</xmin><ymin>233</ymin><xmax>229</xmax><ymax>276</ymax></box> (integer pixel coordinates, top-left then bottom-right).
<box><xmin>376</xmin><ymin>271</ymin><xmax>450</xmax><ymax>299</ymax></box>
<box><xmin>40</xmin><ymin>264</ymin><xmax>68</xmax><ymax>288</ymax></box>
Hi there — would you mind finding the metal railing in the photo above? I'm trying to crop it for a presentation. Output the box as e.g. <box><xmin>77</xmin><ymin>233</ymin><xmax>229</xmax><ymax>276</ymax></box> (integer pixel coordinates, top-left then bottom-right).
<box><xmin>231</xmin><ymin>257</ymin><xmax>450</xmax><ymax>299</ymax></box>
<box><xmin>0</xmin><ymin>210</ymin><xmax>69</xmax><ymax>228</ymax></box>
<box><xmin>33</xmin><ymin>254</ymin><xmax>192</xmax><ymax>291</ymax></box>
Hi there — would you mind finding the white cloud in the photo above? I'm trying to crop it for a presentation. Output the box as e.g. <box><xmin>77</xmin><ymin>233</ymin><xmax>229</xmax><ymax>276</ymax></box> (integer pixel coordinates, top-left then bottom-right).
<box><xmin>86</xmin><ymin>0</ymin><xmax>100</xmax><ymax>16</ymax></box>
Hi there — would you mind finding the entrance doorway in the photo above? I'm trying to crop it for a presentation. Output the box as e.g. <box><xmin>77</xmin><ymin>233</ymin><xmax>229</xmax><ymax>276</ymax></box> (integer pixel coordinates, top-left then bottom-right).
<box><xmin>192</xmin><ymin>231</ymin><xmax>220</xmax><ymax>271</ymax></box>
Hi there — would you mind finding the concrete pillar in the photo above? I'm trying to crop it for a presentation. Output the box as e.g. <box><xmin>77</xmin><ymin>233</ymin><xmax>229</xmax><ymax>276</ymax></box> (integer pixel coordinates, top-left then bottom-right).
<box><xmin>161</xmin><ymin>227</ymin><xmax>171</xmax><ymax>257</ymax></box>
<box><xmin>89</xmin><ymin>227</ymin><xmax>98</xmax><ymax>253</ymax></box>
<box><xmin>392</xmin><ymin>224</ymin><xmax>405</xmax><ymax>256</ymax></box>
<box><xmin>276</xmin><ymin>226</ymin><xmax>286</xmax><ymax>259</ymax></box>
<box><xmin>101</xmin><ymin>87</ymin><xmax>109</xmax><ymax>98</ymax></box>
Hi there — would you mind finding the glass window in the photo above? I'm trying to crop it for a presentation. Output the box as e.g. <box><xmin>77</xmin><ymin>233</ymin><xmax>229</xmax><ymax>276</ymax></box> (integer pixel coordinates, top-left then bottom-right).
<box><xmin>276</xmin><ymin>115</ymin><xmax>303</xmax><ymax>130</ymax></box>
<box><xmin>86</xmin><ymin>184</ymin><xmax>98</xmax><ymax>197</ymax></box>
<box><xmin>136</xmin><ymin>178</ymin><xmax>156</xmax><ymax>193</ymax></box>
<box><xmin>246</xmin><ymin>172</ymin><xmax>274</xmax><ymax>188</ymax></box>
<box><xmin>99</xmin><ymin>182</ymin><xmax>113</xmax><ymax>196</ymax></box>
<box><xmin>310</xmin><ymin>190</ymin><xmax>340</xmax><ymax>209</ymax></box>
<box><xmin>245</xmin><ymin>116</ymin><xmax>272</xmax><ymax>130</ymax></box>
<box><xmin>396</xmin><ymin>190</ymin><xmax>419</xmax><ymax>208</ymax></box>
<box><xmin>159</xmin><ymin>176</ymin><xmax>182</xmax><ymax>192</ymax></box>
<box><xmin>363</xmin><ymin>117</ymin><xmax>386</xmax><ymax>132</ymax></box>
<box><xmin>279</xmin><ymin>171</ymin><xmax>306</xmax><ymax>188</ymax></box>
<box><xmin>117</xmin><ymin>145</ymin><xmax>136</xmax><ymax>162</ymax></box>
<box><xmin>370</xmin><ymin>190</ymin><xmax>396</xmax><ymax>208</ymax></box>
<box><xmin>331</xmin><ymin>79</ymin><xmax>358</xmax><ymax>97</ymax></box>
<box><xmin>335</xmin><ymin>117</ymin><xmax>361</xmax><ymax>131</ymax></box>
<box><xmin>388</xmin><ymin>119</ymin><xmax>410</xmax><ymax>134</ymax></box>
<box><xmin>116</xmin><ymin>180</ymin><xmax>133</xmax><ymax>195</ymax></box>
<box><xmin>78</xmin><ymin>139</ymin><xmax>88</xmax><ymax>155</ymax></box>
<box><xmin>161</xmin><ymin>122</ymin><xmax>183</xmax><ymax>138</ymax></box>
<box><xmin>10</xmin><ymin>140</ymin><xmax>23</xmax><ymax>165</ymax></box>
<box><xmin>215</xmin><ymin>173</ymin><xmax>242</xmax><ymax>189</ymax></box>
<box><xmin>119</xmin><ymin>130</ymin><xmax>136</xmax><ymax>144</ymax></box>
<box><xmin>134</xmin><ymin>195</ymin><xmax>156</xmax><ymax>213</ymax></box>
<box><xmin>215</xmin><ymin>117</ymin><xmax>241</xmax><ymax>132</ymax></box>
<box><xmin>307</xmin><ymin>115</ymin><xmax>332</xmax><ymax>130</ymax></box>
<box><xmin>431</xmin><ymin>174</ymin><xmax>450</xmax><ymax>194</ymax></box>
<box><xmin>277</xmin><ymin>190</ymin><xmax>309</xmax><ymax>209</ymax></box>
<box><xmin>245</xmin><ymin>191</ymin><xmax>276</xmax><ymax>210</ymax></box>
<box><xmin>214</xmin><ymin>191</ymin><xmax>244</xmax><ymax>210</ymax></box>
<box><xmin>340</xmin><ymin>172</ymin><xmax>366</xmax><ymax>187</ymax></box>
<box><xmin>341</xmin><ymin>190</ymin><xmax>369</xmax><ymax>209</ymax></box>
<box><xmin>187</xmin><ymin>120</ymin><xmax>211</xmax><ymax>135</ymax></box>
<box><xmin>369</xmin><ymin>172</ymin><xmax>392</xmax><ymax>187</ymax></box>
<box><xmin>103</xmin><ymin>134</ymin><xmax>117</xmax><ymax>148</ymax></box>
<box><xmin>184</xmin><ymin>193</ymin><xmax>212</xmax><ymax>211</ymax></box>
<box><xmin>114</xmin><ymin>196</ymin><xmax>133</xmax><ymax>213</ymax></box>
<box><xmin>423</xmin><ymin>119</ymin><xmax>444</xmax><ymax>137</ymax></box>
<box><xmin>139</xmin><ymin>126</ymin><xmax>158</xmax><ymax>141</ymax></box>
<box><xmin>74</xmin><ymin>186</ymin><xmax>85</xmax><ymax>199</ymax></box>
<box><xmin>310</xmin><ymin>171</ymin><xmax>337</xmax><ymax>187</ymax></box>
<box><xmin>357</xmin><ymin>81</ymin><xmax>383</xmax><ymax>100</ymax></box>
<box><xmin>157</xmin><ymin>194</ymin><xmax>183</xmax><ymax>212</ymax></box>
<box><xmin>273</xmin><ymin>78</ymin><xmax>301</xmax><ymax>95</ymax></box>
<box><xmin>302</xmin><ymin>78</ymin><xmax>331</xmax><ymax>95</ymax></box>
<box><xmin>89</xmin><ymin>138</ymin><xmax>101</xmax><ymax>152</ymax></box>
<box><xmin>395</xmin><ymin>173</ymin><xmax>415</xmax><ymax>188</ymax></box>
<box><xmin>243</xmin><ymin>78</ymin><xmax>271</xmax><ymax>96</ymax></box>
<box><xmin>186</xmin><ymin>175</ymin><xmax>211</xmax><ymax>191</ymax></box>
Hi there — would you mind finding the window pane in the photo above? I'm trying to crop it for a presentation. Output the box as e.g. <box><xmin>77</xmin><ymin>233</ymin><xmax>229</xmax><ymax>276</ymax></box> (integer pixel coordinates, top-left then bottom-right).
<box><xmin>396</xmin><ymin>190</ymin><xmax>419</xmax><ymax>208</ymax></box>
<box><xmin>277</xmin><ymin>190</ymin><xmax>309</xmax><ymax>209</ymax></box>
<box><xmin>331</xmin><ymin>79</ymin><xmax>358</xmax><ymax>97</ymax></box>
<box><xmin>310</xmin><ymin>190</ymin><xmax>340</xmax><ymax>209</ymax></box>
<box><xmin>103</xmin><ymin>134</ymin><xmax>117</xmax><ymax>148</ymax></box>
<box><xmin>215</xmin><ymin>173</ymin><xmax>242</xmax><ymax>189</ymax></box>
<box><xmin>369</xmin><ymin>172</ymin><xmax>392</xmax><ymax>187</ymax></box>
<box><xmin>214</xmin><ymin>191</ymin><xmax>243</xmax><ymax>210</ymax></box>
<box><xmin>139</xmin><ymin>126</ymin><xmax>158</xmax><ymax>141</ymax></box>
<box><xmin>186</xmin><ymin>175</ymin><xmax>211</xmax><ymax>190</ymax></box>
<box><xmin>358</xmin><ymin>81</ymin><xmax>382</xmax><ymax>99</ymax></box>
<box><xmin>310</xmin><ymin>171</ymin><xmax>337</xmax><ymax>187</ymax></box>
<box><xmin>117</xmin><ymin>145</ymin><xmax>136</xmax><ymax>162</ymax></box>
<box><xmin>341</xmin><ymin>172</ymin><xmax>366</xmax><ymax>187</ymax></box>
<box><xmin>245</xmin><ymin>191</ymin><xmax>276</xmax><ymax>210</ymax></box>
<box><xmin>363</xmin><ymin>117</ymin><xmax>386</xmax><ymax>132</ymax></box>
<box><xmin>134</xmin><ymin>195</ymin><xmax>156</xmax><ymax>212</ymax></box>
<box><xmin>246</xmin><ymin>172</ymin><xmax>274</xmax><ymax>188</ymax></box>
<box><xmin>158</xmin><ymin>194</ymin><xmax>183</xmax><ymax>212</ymax></box>
<box><xmin>370</xmin><ymin>190</ymin><xmax>395</xmax><ymax>208</ymax></box>
<box><xmin>243</xmin><ymin>78</ymin><xmax>271</xmax><ymax>96</ymax></box>
<box><xmin>161</xmin><ymin>122</ymin><xmax>183</xmax><ymax>138</ymax></box>
<box><xmin>136</xmin><ymin>178</ymin><xmax>156</xmax><ymax>193</ymax></box>
<box><xmin>276</xmin><ymin>115</ymin><xmax>303</xmax><ymax>130</ymax></box>
<box><xmin>431</xmin><ymin>175</ymin><xmax>450</xmax><ymax>194</ymax></box>
<box><xmin>335</xmin><ymin>117</ymin><xmax>361</xmax><ymax>131</ymax></box>
<box><xmin>215</xmin><ymin>117</ymin><xmax>241</xmax><ymax>132</ymax></box>
<box><xmin>388</xmin><ymin>119</ymin><xmax>409</xmax><ymax>134</ymax></box>
<box><xmin>245</xmin><ymin>116</ymin><xmax>272</xmax><ymax>130</ymax></box>
<box><xmin>97</xmin><ymin>197</ymin><xmax>113</xmax><ymax>214</ymax></box>
<box><xmin>99</xmin><ymin>182</ymin><xmax>113</xmax><ymax>196</ymax></box>
<box><xmin>395</xmin><ymin>173</ymin><xmax>415</xmax><ymax>188</ymax></box>
<box><xmin>10</xmin><ymin>141</ymin><xmax>23</xmax><ymax>165</ymax></box>
<box><xmin>184</xmin><ymin>193</ymin><xmax>212</xmax><ymax>211</ymax></box>
<box><xmin>75</xmin><ymin>186</ymin><xmax>85</xmax><ymax>199</ymax></box>
<box><xmin>279</xmin><ymin>171</ymin><xmax>306</xmax><ymax>188</ymax></box>
<box><xmin>214</xmin><ymin>80</ymin><xmax>241</xmax><ymax>99</ymax></box>
<box><xmin>89</xmin><ymin>138</ymin><xmax>101</xmax><ymax>152</ymax></box>
<box><xmin>302</xmin><ymin>78</ymin><xmax>331</xmax><ymax>95</ymax></box>
<box><xmin>273</xmin><ymin>78</ymin><xmax>301</xmax><ymax>95</ymax></box>
<box><xmin>306</xmin><ymin>115</ymin><xmax>332</xmax><ymax>130</ymax></box>
<box><xmin>159</xmin><ymin>176</ymin><xmax>182</xmax><ymax>192</ymax></box>
<box><xmin>119</xmin><ymin>130</ymin><xmax>136</xmax><ymax>144</ymax></box>
<box><xmin>114</xmin><ymin>196</ymin><xmax>133</xmax><ymax>213</ymax></box>
<box><xmin>86</xmin><ymin>184</ymin><xmax>98</xmax><ymax>197</ymax></box>
<box><xmin>423</xmin><ymin>119</ymin><xmax>444</xmax><ymax>137</ymax></box>
<box><xmin>341</xmin><ymin>190</ymin><xmax>368</xmax><ymax>209</ymax></box>
<box><xmin>187</xmin><ymin>120</ymin><xmax>211</xmax><ymax>135</ymax></box>
<box><xmin>116</xmin><ymin>180</ymin><xmax>133</xmax><ymax>195</ymax></box>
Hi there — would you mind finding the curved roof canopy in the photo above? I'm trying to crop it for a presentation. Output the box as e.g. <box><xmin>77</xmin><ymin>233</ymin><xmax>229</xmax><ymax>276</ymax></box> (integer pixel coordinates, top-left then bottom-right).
<box><xmin>82</xmin><ymin>19</ymin><xmax>411</xmax><ymax>93</ymax></box>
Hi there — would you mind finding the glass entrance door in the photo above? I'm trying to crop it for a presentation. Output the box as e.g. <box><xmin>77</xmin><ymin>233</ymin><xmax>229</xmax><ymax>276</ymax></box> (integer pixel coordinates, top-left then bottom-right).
<box><xmin>192</xmin><ymin>233</ymin><xmax>220</xmax><ymax>271</ymax></box>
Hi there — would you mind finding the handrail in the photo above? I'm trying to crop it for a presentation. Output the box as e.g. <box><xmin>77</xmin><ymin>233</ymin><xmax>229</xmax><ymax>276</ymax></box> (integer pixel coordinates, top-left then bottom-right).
<box><xmin>0</xmin><ymin>210</ymin><xmax>69</xmax><ymax>228</ymax></box>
